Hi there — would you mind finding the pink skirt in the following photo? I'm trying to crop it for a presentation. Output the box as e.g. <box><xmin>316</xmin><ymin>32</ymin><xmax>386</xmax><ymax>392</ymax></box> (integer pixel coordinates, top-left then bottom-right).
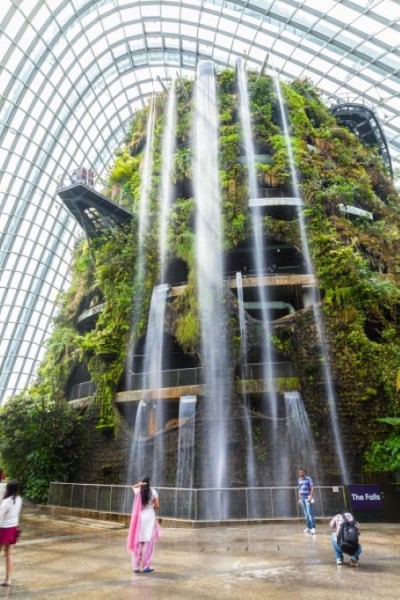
<box><xmin>0</xmin><ymin>526</ymin><xmax>19</xmax><ymax>545</ymax></box>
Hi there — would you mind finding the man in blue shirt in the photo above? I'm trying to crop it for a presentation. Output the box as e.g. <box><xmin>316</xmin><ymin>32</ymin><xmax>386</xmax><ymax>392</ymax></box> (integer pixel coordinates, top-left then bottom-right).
<box><xmin>298</xmin><ymin>468</ymin><xmax>316</xmax><ymax>534</ymax></box>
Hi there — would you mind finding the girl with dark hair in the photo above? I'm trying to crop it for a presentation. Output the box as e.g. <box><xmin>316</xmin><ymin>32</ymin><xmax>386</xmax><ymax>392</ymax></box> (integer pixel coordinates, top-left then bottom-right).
<box><xmin>127</xmin><ymin>477</ymin><xmax>160</xmax><ymax>574</ymax></box>
<box><xmin>0</xmin><ymin>480</ymin><xmax>22</xmax><ymax>586</ymax></box>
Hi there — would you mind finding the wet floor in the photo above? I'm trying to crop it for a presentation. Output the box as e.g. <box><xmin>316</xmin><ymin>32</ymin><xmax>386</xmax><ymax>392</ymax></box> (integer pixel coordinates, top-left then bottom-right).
<box><xmin>1</xmin><ymin>508</ymin><xmax>399</xmax><ymax>599</ymax></box>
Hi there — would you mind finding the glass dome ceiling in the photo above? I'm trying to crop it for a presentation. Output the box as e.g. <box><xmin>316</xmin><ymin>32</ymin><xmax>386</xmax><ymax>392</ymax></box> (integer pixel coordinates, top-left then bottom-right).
<box><xmin>1</xmin><ymin>0</ymin><xmax>400</xmax><ymax>404</ymax></box>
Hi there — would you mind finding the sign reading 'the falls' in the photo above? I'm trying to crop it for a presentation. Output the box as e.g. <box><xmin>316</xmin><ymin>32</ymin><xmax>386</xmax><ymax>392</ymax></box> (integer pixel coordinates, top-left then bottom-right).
<box><xmin>349</xmin><ymin>484</ymin><xmax>383</xmax><ymax>510</ymax></box>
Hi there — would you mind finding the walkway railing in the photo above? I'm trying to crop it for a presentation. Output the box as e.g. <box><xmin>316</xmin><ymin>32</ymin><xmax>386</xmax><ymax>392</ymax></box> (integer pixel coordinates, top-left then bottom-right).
<box><xmin>125</xmin><ymin>366</ymin><xmax>204</xmax><ymax>390</ymax></box>
<box><xmin>48</xmin><ymin>483</ymin><xmax>346</xmax><ymax>521</ymax></box>
<box><xmin>68</xmin><ymin>362</ymin><xmax>297</xmax><ymax>400</ymax></box>
<box><xmin>243</xmin><ymin>361</ymin><xmax>295</xmax><ymax>379</ymax></box>
<box><xmin>69</xmin><ymin>381</ymin><xmax>96</xmax><ymax>400</ymax></box>
<box><xmin>57</xmin><ymin>168</ymin><xmax>99</xmax><ymax>190</ymax></box>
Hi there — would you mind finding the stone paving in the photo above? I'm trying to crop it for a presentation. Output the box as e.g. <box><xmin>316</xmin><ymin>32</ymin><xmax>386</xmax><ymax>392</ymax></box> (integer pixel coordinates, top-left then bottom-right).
<box><xmin>1</xmin><ymin>508</ymin><xmax>399</xmax><ymax>599</ymax></box>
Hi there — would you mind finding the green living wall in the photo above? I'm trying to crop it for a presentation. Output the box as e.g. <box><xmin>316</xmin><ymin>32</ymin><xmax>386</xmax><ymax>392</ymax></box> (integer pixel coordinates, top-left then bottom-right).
<box><xmin>2</xmin><ymin>70</ymin><xmax>400</xmax><ymax>498</ymax></box>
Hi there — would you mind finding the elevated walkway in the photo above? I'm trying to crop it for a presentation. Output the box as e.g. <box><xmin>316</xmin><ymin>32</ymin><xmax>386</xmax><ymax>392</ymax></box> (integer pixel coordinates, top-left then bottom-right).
<box><xmin>68</xmin><ymin>362</ymin><xmax>299</xmax><ymax>404</ymax></box>
<box><xmin>338</xmin><ymin>203</ymin><xmax>373</xmax><ymax>220</ymax></box>
<box><xmin>57</xmin><ymin>170</ymin><xmax>133</xmax><ymax>238</ymax></box>
<box><xmin>169</xmin><ymin>274</ymin><xmax>317</xmax><ymax>298</ymax></box>
<box><xmin>249</xmin><ymin>195</ymin><xmax>302</xmax><ymax>220</ymax></box>
<box><xmin>330</xmin><ymin>99</ymin><xmax>393</xmax><ymax>176</ymax></box>
<box><xmin>76</xmin><ymin>302</ymin><xmax>106</xmax><ymax>331</ymax></box>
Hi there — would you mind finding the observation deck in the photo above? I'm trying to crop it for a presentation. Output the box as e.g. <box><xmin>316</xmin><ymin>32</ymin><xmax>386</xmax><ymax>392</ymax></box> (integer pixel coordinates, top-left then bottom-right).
<box><xmin>68</xmin><ymin>361</ymin><xmax>300</xmax><ymax>406</ymax></box>
<box><xmin>76</xmin><ymin>303</ymin><xmax>106</xmax><ymax>331</ymax></box>
<box><xmin>57</xmin><ymin>168</ymin><xmax>133</xmax><ymax>238</ymax></box>
<box><xmin>330</xmin><ymin>99</ymin><xmax>393</xmax><ymax>177</ymax></box>
<box><xmin>338</xmin><ymin>203</ymin><xmax>373</xmax><ymax>221</ymax></box>
<box><xmin>249</xmin><ymin>188</ymin><xmax>302</xmax><ymax>220</ymax></box>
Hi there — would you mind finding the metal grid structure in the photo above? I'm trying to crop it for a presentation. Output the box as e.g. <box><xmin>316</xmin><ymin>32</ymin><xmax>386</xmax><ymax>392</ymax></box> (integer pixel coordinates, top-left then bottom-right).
<box><xmin>1</xmin><ymin>0</ymin><xmax>400</xmax><ymax>403</ymax></box>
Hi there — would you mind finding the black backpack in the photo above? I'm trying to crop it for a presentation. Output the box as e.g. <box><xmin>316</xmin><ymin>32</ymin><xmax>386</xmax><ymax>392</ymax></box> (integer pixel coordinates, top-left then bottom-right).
<box><xmin>338</xmin><ymin>513</ymin><xmax>359</xmax><ymax>554</ymax></box>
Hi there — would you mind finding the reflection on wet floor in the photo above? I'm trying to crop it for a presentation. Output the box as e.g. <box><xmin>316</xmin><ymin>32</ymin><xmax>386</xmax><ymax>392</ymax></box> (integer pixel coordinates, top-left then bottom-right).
<box><xmin>2</xmin><ymin>508</ymin><xmax>399</xmax><ymax>599</ymax></box>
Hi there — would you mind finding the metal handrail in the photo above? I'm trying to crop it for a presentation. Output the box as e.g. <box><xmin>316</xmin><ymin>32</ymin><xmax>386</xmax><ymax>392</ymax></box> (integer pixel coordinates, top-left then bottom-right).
<box><xmin>57</xmin><ymin>168</ymin><xmax>99</xmax><ymax>190</ymax></box>
<box><xmin>69</xmin><ymin>381</ymin><xmax>96</xmax><ymax>400</ymax></box>
<box><xmin>69</xmin><ymin>362</ymin><xmax>296</xmax><ymax>400</ymax></box>
<box><xmin>48</xmin><ymin>482</ymin><xmax>346</xmax><ymax>521</ymax></box>
<box><xmin>125</xmin><ymin>366</ymin><xmax>204</xmax><ymax>390</ymax></box>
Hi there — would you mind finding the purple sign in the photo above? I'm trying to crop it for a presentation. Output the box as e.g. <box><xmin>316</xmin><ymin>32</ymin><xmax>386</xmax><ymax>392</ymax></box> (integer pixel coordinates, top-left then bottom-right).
<box><xmin>349</xmin><ymin>484</ymin><xmax>383</xmax><ymax>510</ymax></box>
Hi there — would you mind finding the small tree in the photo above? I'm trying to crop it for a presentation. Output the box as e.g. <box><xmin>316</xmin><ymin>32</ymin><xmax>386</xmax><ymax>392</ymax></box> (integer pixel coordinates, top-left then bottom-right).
<box><xmin>364</xmin><ymin>418</ymin><xmax>400</xmax><ymax>472</ymax></box>
<box><xmin>0</xmin><ymin>393</ymin><xmax>83</xmax><ymax>502</ymax></box>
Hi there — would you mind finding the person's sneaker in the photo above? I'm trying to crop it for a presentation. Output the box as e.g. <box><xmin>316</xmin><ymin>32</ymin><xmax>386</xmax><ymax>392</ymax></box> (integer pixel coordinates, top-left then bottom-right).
<box><xmin>311</xmin><ymin>528</ymin><xmax>316</xmax><ymax>534</ymax></box>
<box><xmin>303</xmin><ymin>528</ymin><xmax>311</xmax><ymax>534</ymax></box>
<box><xmin>350</xmin><ymin>558</ymin><xmax>359</xmax><ymax>568</ymax></box>
<box><xmin>336</xmin><ymin>559</ymin><xmax>344</xmax><ymax>565</ymax></box>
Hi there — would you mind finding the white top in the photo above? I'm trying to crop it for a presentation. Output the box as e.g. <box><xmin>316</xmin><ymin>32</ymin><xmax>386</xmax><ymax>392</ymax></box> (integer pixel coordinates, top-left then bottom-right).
<box><xmin>0</xmin><ymin>496</ymin><xmax>22</xmax><ymax>528</ymax></box>
<box><xmin>134</xmin><ymin>487</ymin><xmax>159</xmax><ymax>542</ymax></box>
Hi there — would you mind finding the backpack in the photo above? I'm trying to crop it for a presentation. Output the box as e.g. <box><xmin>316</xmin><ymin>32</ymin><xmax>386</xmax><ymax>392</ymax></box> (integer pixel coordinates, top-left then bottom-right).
<box><xmin>338</xmin><ymin>513</ymin><xmax>359</xmax><ymax>554</ymax></box>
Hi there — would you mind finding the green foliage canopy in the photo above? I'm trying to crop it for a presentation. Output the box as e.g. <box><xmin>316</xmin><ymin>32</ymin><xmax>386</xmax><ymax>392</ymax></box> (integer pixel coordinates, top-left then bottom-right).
<box><xmin>0</xmin><ymin>393</ymin><xmax>83</xmax><ymax>502</ymax></box>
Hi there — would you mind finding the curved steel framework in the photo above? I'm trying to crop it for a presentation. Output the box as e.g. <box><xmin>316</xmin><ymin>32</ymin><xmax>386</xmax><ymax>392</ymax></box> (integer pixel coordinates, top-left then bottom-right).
<box><xmin>1</xmin><ymin>0</ymin><xmax>400</xmax><ymax>403</ymax></box>
<box><xmin>331</xmin><ymin>100</ymin><xmax>393</xmax><ymax>176</ymax></box>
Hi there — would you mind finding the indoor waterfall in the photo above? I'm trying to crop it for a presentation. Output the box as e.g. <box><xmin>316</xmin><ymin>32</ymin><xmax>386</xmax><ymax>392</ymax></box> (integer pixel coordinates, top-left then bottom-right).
<box><xmin>175</xmin><ymin>395</ymin><xmax>197</xmax><ymax>517</ymax></box>
<box><xmin>273</xmin><ymin>75</ymin><xmax>349</xmax><ymax>484</ymax></box>
<box><xmin>137</xmin><ymin>96</ymin><xmax>156</xmax><ymax>285</ymax></box>
<box><xmin>127</xmin><ymin>284</ymin><xmax>169</xmax><ymax>485</ymax></box>
<box><xmin>193</xmin><ymin>60</ymin><xmax>232</xmax><ymax>517</ymax></box>
<box><xmin>284</xmin><ymin>391</ymin><xmax>319</xmax><ymax>483</ymax></box>
<box><xmin>124</xmin><ymin>60</ymin><xmax>351</xmax><ymax>516</ymax></box>
<box><xmin>237</xmin><ymin>59</ymin><xmax>280</xmax><ymax>485</ymax></box>
<box><xmin>158</xmin><ymin>79</ymin><xmax>177</xmax><ymax>282</ymax></box>
<box><xmin>236</xmin><ymin>272</ymin><xmax>259</xmax><ymax>516</ymax></box>
<box><xmin>125</xmin><ymin>96</ymin><xmax>156</xmax><ymax>395</ymax></box>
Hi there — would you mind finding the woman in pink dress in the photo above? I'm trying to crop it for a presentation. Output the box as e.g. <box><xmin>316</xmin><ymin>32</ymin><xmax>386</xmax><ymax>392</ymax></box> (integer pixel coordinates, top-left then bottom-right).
<box><xmin>127</xmin><ymin>476</ymin><xmax>160</xmax><ymax>573</ymax></box>
<box><xmin>0</xmin><ymin>480</ymin><xmax>22</xmax><ymax>587</ymax></box>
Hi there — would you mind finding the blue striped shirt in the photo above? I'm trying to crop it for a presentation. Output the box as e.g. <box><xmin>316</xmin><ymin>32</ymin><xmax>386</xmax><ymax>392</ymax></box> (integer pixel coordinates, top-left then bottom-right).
<box><xmin>298</xmin><ymin>475</ymin><xmax>314</xmax><ymax>498</ymax></box>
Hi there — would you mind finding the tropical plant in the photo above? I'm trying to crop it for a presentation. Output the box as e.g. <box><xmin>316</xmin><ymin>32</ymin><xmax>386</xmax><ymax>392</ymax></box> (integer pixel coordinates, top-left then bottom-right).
<box><xmin>0</xmin><ymin>393</ymin><xmax>83</xmax><ymax>502</ymax></box>
<box><xmin>364</xmin><ymin>418</ymin><xmax>400</xmax><ymax>472</ymax></box>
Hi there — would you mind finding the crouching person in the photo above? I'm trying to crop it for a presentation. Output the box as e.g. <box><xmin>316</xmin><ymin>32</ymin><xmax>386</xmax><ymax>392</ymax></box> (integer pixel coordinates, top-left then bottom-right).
<box><xmin>329</xmin><ymin>507</ymin><xmax>362</xmax><ymax>567</ymax></box>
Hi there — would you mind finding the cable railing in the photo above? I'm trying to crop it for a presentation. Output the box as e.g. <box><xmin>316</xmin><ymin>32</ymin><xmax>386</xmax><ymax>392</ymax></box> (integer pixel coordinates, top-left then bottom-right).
<box><xmin>48</xmin><ymin>482</ymin><xmax>346</xmax><ymax>521</ymax></box>
<box><xmin>242</xmin><ymin>361</ymin><xmax>295</xmax><ymax>379</ymax></box>
<box><xmin>69</xmin><ymin>381</ymin><xmax>96</xmax><ymax>401</ymax></box>
<box><xmin>68</xmin><ymin>362</ymin><xmax>297</xmax><ymax>400</ymax></box>
<box><xmin>57</xmin><ymin>167</ymin><xmax>99</xmax><ymax>190</ymax></box>
<box><xmin>125</xmin><ymin>367</ymin><xmax>204</xmax><ymax>390</ymax></box>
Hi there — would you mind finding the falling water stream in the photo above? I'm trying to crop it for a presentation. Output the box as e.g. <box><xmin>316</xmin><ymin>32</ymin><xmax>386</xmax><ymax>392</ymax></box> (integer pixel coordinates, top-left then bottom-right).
<box><xmin>126</xmin><ymin>99</ymin><xmax>157</xmax><ymax>484</ymax></box>
<box><xmin>143</xmin><ymin>284</ymin><xmax>169</xmax><ymax>484</ymax></box>
<box><xmin>237</xmin><ymin>59</ymin><xmax>280</xmax><ymax>484</ymax></box>
<box><xmin>193</xmin><ymin>60</ymin><xmax>231</xmax><ymax>517</ymax></box>
<box><xmin>127</xmin><ymin>85</ymin><xmax>178</xmax><ymax>485</ymax></box>
<box><xmin>127</xmin><ymin>62</ymin><xmax>348</xmax><ymax>515</ymax></box>
<box><xmin>158</xmin><ymin>80</ymin><xmax>177</xmax><ymax>282</ymax></box>
<box><xmin>137</xmin><ymin>96</ymin><xmax>156</xmax><ymax>285</ymax></box>
<box><xmin>273</xmin><ymin>75</ymin><xmax>349</xmax><ymax>483</ymax></box>
<box><xmin>284</xmin><ymin>391</ymin><xmax>319</xmax><ymax>481</ymax></box>
<box><xmin>176</xmin><ymin>395</ymin><xmax>197</xmax><ymax>489</ymax></box>
<box><xmin>127</xmin><ymin>400</ymin><xmax>147</xmax><ymax>483</ymax></box>
<box><xmin>237</xmin><ymin>272</ymin><xmax>259</xmax><ymax>515</ymax></box>
<box><xmin>127</xmin><ymin>284</ymin><xmax>169</xmax><ymax>484</ymax></box>
<box><xmin>125</xmin><ymin>96</ymin><xmax>156</xmax><ymax>367</ymax></box>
